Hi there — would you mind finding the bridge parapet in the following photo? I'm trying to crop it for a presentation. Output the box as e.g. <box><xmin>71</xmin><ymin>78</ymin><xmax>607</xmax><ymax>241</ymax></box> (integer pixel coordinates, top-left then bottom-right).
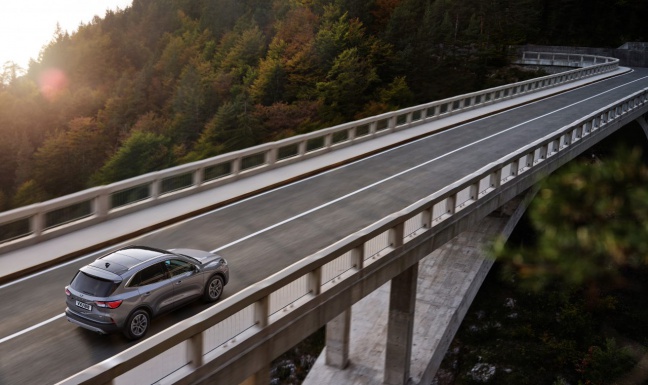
<box><xmin>519</xmin><ymin>44</ymin><xmax>648</xmax><ymax>67</ymax></box>
<box><xmin>57</xmin><ymin>74</ymin><xmax>648</xmax><ymax>385</ymax></box>
<box><xmin>516</xmin><ymin>51</ymin><xmax>618</xmax><ymax>68</ymax></box>
<box><xmin>0</xmin><ymin>53</ymin><xmax>619</xmax><ymax>255</ymax></box>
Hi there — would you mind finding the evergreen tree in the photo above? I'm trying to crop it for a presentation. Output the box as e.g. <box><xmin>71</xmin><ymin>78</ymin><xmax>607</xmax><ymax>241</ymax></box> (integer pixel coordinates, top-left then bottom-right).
<box><xmin>92</xmin><ymin>130</ymin><xmax>175</xmax><ymax>185</ymax></box>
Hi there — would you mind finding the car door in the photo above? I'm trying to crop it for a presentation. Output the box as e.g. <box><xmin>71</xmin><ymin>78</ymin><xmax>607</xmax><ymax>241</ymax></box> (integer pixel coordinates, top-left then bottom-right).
<box><xmin>131</xmin><ymin>262</ymin><xmax>175</xmax><ymax>314</ymax></box>
<box><xmin>165</xmin><ymin>258</ymin><xmax>204</xmax><ymax>304</ymax></box>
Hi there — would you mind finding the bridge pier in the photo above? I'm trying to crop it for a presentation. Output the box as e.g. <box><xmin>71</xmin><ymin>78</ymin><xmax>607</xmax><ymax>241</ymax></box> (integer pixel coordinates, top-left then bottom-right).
<box><xmin>384</xmin><ymin>262</ymin><xmax>418</xmax><ymax>385</ymax></box>
<box><xmin>637</xmin><ymin>115</ymin><xmax>648</xmax><ymax>138</ymax></box>
<box><xmin>304</xmin><ymin>192</ymin><xmax>532</xmax><ymax>385</ymax></box>
<box><xmin>325</xmin><ymin>309</ymin><xmax>351</xmax><ymax>368</ymax></box>
<box><xmin>239</xmin><ymin>365</ymin><xmax>270</xmax><ymax>385</ymax></box>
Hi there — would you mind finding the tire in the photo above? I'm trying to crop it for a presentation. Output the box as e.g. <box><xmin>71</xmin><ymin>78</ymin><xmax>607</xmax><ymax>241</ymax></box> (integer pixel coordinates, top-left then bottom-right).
<box><xmin>203</xmin><ymin>275</ymin><xmax>224</xmax><ymax>302</ymax></box>
<box><xmin>123</xmin><ymin>309</ymin><xmax>150</xmax><ymax>340</ymax></box>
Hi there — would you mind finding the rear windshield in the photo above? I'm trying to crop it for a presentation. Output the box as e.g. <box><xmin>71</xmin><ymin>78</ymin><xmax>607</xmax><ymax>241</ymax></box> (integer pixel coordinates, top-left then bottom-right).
<box><xmin>70</xmin><ymin>271</ymin><xmax>119</xmax><ymax>297</ymax></box>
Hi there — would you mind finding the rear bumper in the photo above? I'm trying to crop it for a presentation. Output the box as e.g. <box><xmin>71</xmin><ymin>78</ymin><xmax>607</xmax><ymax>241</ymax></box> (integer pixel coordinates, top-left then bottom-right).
<box><xmin>65</xmin><ymin>308</ymin><xmax>120</xmax><ymax>334</ymax></box>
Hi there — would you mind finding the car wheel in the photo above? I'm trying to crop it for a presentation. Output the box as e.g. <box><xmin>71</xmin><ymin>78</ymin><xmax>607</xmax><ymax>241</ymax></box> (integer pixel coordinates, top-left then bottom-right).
<box><xmin>203</xmin><ymin>275</ymin><xmax>224</xmax><ymax>302</ymax></box>
<box><xmin>123</xmin><ymin>309</ymin><xmax>150</xmax><ymax>340</ymax></box>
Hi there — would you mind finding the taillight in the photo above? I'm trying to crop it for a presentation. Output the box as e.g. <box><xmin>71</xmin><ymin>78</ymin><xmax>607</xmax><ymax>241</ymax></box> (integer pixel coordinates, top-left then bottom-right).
<box><xmin>65</xmin><ymin>288</ymin><xmax>71</xmax><ymax>296</ymax></box>
<box><xmin>95</xmin><ymin>300</ymin><xmax>123</xmax><ymax>309</ymax></box>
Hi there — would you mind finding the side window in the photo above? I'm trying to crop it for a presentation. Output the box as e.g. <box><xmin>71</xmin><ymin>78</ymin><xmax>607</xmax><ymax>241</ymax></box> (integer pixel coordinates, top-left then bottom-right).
<box><xmin>165</xmin><ymin>259</ymin><xmax>195</xmax><ymax>278</ymax></box>
<box><xmin>131</xmin><ymin>263</ymin><xmax>168</xmax><ymax>287</ymax></box>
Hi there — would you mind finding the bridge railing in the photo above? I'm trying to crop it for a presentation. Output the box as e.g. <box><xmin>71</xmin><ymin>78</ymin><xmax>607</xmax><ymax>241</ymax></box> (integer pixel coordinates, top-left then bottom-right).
<box><xmin>58</xmin><ymin>81</ymin><xmax>648</xmax><ymax>385</ymax></box>
<box><xmin>0</xmin><ymin>52</ymin><xmax>619</xmax><ymax>253</ymax></box>
<box><xmin>517</xmin><ymin>51</ymin><xmax>617</xmax><ymax>68</ymax></box>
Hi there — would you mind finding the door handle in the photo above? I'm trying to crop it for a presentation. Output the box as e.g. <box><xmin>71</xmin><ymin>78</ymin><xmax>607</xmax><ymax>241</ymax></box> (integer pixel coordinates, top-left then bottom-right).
<box><xmin>175</xmin><ymin>281</ymin><xmax>182</xmax><ymax>285</ymax></box>
<box><xmin>143</xmin><ymin>292</ymin><xmax>151</xmax><ymax>297</ymax></box>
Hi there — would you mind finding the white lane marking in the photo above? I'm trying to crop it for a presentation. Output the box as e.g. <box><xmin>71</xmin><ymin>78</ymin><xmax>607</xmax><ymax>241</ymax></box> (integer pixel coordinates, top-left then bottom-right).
<box><xmin>0</xmin><ymin>313</ymin><xmax>65</xmax><ymax>344</ymax></box>
<box><xmin>1</xmin><ymin>73</ymin><xmax>646</xmax><ymax>344</ymax></box>
<box><xmin>211</xmin><ymin>74</ymin><xmax>648</xmax><ymax>252</ymax></box>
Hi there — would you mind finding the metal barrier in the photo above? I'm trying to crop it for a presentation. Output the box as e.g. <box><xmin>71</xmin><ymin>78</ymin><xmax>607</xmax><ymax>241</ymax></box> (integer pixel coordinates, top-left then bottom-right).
<box><xmin>0</xmin><ymin>53</ymin><xmax>619</xmax><ymax>253</ymax></box>
<box><xmin>58</xmin><ymin>82</ymin><xmax>648</xmax><ymax>385</ymax></box>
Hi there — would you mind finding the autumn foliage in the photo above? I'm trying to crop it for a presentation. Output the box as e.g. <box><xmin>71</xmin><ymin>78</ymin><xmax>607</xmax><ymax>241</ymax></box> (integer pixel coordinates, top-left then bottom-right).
<box><xmin>1</xmin><ymin>0</ymin><xmax>646</xmax><ymax>210</ymax></box>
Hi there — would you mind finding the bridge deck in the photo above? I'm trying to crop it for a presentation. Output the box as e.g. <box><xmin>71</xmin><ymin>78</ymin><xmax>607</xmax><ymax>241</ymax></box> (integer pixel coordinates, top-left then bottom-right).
<box><xmin>0</xmin><ymin>66</ymin><xmax>636</xmax><ymax>385</ymax></box>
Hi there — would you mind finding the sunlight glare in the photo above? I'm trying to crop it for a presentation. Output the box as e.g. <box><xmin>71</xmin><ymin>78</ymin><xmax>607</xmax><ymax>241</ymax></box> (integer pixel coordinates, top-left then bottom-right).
<box><xmin>0</xmin><ymin>1</ymin><xmax>132</xmax><ymax>70</ymax></box>
<box><xmin>38</xmin><ymin>68</ymin><xmax>68</xmax><ymax>101</ymax></box>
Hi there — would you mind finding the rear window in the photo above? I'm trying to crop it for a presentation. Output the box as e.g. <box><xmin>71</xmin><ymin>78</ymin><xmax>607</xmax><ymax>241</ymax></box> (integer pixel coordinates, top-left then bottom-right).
<box><xmin>70</xmin><ymin>271</ymin><xmax>119</xmax><ymax>297</ymax></box>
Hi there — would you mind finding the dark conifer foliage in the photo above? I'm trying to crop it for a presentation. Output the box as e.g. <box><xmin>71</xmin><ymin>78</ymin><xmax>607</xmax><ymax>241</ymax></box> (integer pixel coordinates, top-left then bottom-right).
<box><xmin>0</xmin><ymin>0</ymin><xmax>645</xmax><ymax>210</ymax></box>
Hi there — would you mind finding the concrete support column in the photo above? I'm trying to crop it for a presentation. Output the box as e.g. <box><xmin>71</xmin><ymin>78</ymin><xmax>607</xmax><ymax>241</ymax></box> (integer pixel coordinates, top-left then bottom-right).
<box><xmin>384</xmin><ymin>262</ymin><xmax>418</xmax><ymax>385</ymax></box>
<box><xmin>325</xmin><ymin>309</ymin><xmax>351</xmax><ymax>369</ymax></box>
<box><xmin>637</xmin><ymin>115</ymin><xmax>648</xmax><ymax>139</ymax></box>
<box><xmin>239</xmin><ymin>365</ymin><xmax>270</xmax><ymax>385</ymax></box>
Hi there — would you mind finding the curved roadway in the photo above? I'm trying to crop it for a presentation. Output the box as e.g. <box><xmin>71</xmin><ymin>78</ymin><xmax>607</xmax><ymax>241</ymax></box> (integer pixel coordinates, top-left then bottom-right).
<box><xmin>1</xmin><ymin>68</ymin><xmax>648</xmax><ymax>384</ymax></box>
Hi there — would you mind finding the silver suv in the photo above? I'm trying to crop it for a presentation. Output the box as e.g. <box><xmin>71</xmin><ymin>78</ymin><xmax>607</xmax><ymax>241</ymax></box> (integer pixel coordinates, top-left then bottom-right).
<box><xmin>65</xmin><ymin>246</ymin><xmax>229</xmax><ymax>340</ymax></box>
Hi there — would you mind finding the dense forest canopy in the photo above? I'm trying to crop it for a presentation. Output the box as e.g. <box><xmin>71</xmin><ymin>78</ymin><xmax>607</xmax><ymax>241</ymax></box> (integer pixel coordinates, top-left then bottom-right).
<box><xmin>0</xmin><ymin>0</ymin><xmax>646</xmax><ymax>210</ymax></box>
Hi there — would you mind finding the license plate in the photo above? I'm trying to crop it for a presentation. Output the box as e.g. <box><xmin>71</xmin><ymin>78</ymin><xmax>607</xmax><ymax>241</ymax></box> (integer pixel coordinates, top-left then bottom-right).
<box><xmin>75</xmin><ymin>300</ymin><xmax>92</xmax><ymax>311</ymax></box>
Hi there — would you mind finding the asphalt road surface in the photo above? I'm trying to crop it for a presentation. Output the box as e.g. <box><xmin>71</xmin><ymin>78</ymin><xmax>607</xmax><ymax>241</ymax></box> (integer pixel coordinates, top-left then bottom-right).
<box><xmin>1</xmin><ymin>68</ymin><xmax>647</xmax><ymax>385</ymax></box>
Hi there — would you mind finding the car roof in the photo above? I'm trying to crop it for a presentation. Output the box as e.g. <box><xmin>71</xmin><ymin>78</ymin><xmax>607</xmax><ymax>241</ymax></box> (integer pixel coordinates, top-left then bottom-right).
<box><xmin>91</xmin><ymin>246</ymin><xmax>171</xmax><ymax>276</ymax></box>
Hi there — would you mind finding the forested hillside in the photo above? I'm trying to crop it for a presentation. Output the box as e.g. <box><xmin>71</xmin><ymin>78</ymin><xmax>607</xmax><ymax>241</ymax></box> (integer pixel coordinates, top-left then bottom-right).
<box><xmin>0</xmin><ymin>0</ymin><xmax>646</xmax><ymax>210</ymax></box>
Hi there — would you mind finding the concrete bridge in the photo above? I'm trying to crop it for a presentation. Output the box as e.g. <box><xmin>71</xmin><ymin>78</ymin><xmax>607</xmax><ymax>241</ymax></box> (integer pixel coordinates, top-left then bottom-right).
<box><xmin>1</xmin><ymin>51</ymin><xmax>648</xmax><ymax>385</ymax></box>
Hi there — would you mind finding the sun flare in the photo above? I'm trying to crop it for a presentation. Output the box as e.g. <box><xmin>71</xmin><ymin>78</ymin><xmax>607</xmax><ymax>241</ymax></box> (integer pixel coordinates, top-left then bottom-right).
<box><xmin>38</xmin><ymin>68</ymin><xmax>68</xmax><ymax>100</ymax></box>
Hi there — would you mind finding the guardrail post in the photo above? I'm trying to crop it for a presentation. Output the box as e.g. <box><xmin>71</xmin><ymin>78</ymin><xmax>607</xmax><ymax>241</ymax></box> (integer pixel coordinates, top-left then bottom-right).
<box><xmin>150</xmin><ymin>180</ymin><xmax>161</xmax><ymax>200</ymax></box>
<box><xmin>369</xmin><ymin>121</ymin><xmax>378</xmax><ymax>135</ymax></box>
<box><xmin>254</xmin><ymin>296</ymin><xmax>269</xmax><ymax>327</ymax></box>
<box><xmin>94</xmin><ymin>192</ymin><xmax>110</xmax><ymax>219</ymax></box>
<box><xmin>388</xmin><ymin>222</ymin><xmax>404</xmax><ymax>248</ymax></box>
<box><xmin>508</xmin><ymin>159</ymin><xmax>519</xmax><ymax>181</ymax></box>
<box><xmin>536</xmin><ymin>145</ymin><xmax>547</xmax><ymax>164</ymax></box>
<box><xmin>591</xmin><ymin>117</ymin><xmax>599</xmax><ymax>132</ymax></box>
<box><xmin>446</xmin><ymin>102</ymin><xmax>454</xmax><ymax>115</ymax></box>
<box><xmin>324</xmin><ymin>133</ymin><xmax>333</xmax><ymax>149</ymax></box>
<box><xmin>490</xmin><ymin>168</ymin><xmax>502</xmax><ymax>190</ymax></box>
<box><xmin>433</xmin><ymin>104</ymin><xmax>441</xmax><ymax>117</ymax></box>
<box><xmin>297</xmin><ymin>141</ymin><xmax>307</xmax><ymax>157</ymax></box>
<box><xmin>388</xmin><ymin>116</ymin><xmax>397</xmax><ymax>132</ymax></box>
<box><xmin>569</xmin><ymin>129</ymin><xmax>578</xmax><ymax>144</ymax></box>
<box><xmin>574</xmin><ymin>125</ymin><xmax>582</xmax><ymax>141</ymax></box>
<box><xmin>524</xmin><ymin>152</ymin><xmax>533</xmax><ymax>169</ymax></box>
<box><xmin>348</xmin><ymin>126</ymin><xmax>357</xmax><ymax>141</ymax></box>
<box><xmin>31</xmin><ymin>212</ymin><xmax>45</xmax><ymax>238</ymax></box>
<box><xmin>559</xmin><ymin>134</ymin><xmax>568</xmax><ymax>149</ymax></box>
<box><xmin>468</xmin><ymin>183</ymin><xmax>478</xmax><ymax>203</ymax></box>
<box><xmin>551</xmin><ymin>138</ymin><xmax>560</xmax><ymax>156</ymax></box>
<box><xmin>445</xmin><ymin>195</ymin><xmax>456</xmax><ymax>216</ymax></box>
<box><xmin>420</xmin><ymin>107</ymin><xmax>428</xmax><ymax>120</ymax></box>
<box><xmin>421</xmin><ymin>206</ymin><xmax>432</xmax><ymax>229</ymax></box>
<box><xmin>193</xmin><ymin>168</ymin><xmax>204</xmax><ymax>187</ymax></box>
<box><xmin>265</xmin><ymin>148</ymin><xmax>277</xmax><ymax>166</ymax></box>
<box><xmin>351</xmin><ymin>245</ymin><xmax>364</xmax><ymax>270</ymax></box>
<box><xmin>187</xmin><ymin>332</ymin><xmax>204</xmax><ymax>369</ymax></box>
<box><xmin>309</xmin><ymin>267</ymin><xmax>322</xmax><ymax>296</ymax></box>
